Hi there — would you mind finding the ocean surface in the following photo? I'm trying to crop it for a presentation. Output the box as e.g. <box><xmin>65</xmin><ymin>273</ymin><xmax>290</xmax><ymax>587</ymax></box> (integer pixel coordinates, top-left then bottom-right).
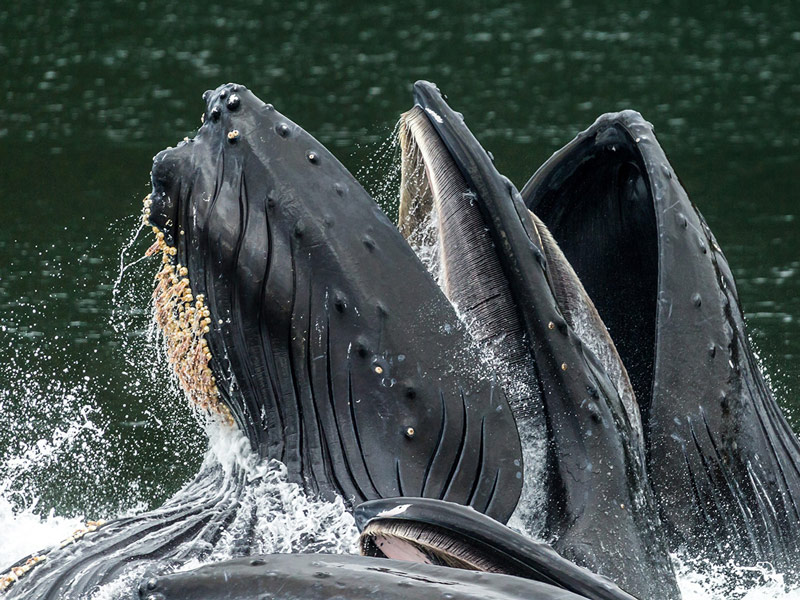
<box><xmin>1</xmin><ymin>1</ymin><xmax>799</xmax><ymax>598</ymax></box>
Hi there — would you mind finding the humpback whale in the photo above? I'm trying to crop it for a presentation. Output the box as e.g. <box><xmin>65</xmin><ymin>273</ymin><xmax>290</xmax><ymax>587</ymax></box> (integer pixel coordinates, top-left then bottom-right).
<box><xmin>145</xmin><ymin>83</ymin><xmax>523</xmax><ymax>514</ymax></box>
<box><xmin>0</xmin><ymin>83</ymin><xmax>524</xmax><ymax>598</ymax></box>
<box><xmin>395</xmin><ymin>81</ymin><xmax>679</xmax><ymax>599</ymax></box>
<box><xmin>521</xmin><ymin>110</ymin><xmax>800</xmax><ymax>577</ymax></box>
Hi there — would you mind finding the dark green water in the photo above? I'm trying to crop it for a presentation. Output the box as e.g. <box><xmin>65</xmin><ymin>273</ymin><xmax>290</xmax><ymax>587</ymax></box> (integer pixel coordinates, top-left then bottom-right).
<box><xmin>1</xmin><ymin>1</ymin><xmax>799</xmax><ymax>517</ymax></box>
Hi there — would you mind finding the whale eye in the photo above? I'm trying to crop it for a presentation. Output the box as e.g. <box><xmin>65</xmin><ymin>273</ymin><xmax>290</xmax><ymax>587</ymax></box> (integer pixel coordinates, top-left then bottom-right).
<box><xmin>210</xmin><ymin>107</ymin><xmax>221</xmax><ymax>122</ymax></box>
<box><xmin>227</xmin><ymin>94</ymin><xmax>240</xmax><ymax>111</ymax></box>
<box><xmin>276</xmin><ymin>123</ymin><xmax>290</xmax><ymax>137</ymax></box>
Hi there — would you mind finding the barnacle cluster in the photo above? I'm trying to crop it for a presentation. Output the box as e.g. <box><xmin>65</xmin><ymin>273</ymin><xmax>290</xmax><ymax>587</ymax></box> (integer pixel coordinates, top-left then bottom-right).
<box><xmin>142</xmin><ymin>195</ymin><xmax>234</xmax><ymax>425</ymax></box>
<box><xmin>0</xmin><ymin>519</ymin><xmax>110</xmax><ymax>592</ymax></box>
<box><xmin>0</xmin><ymin>556</ymin><xmax>46</xmax><ymax>593</ymax></box>
<box><xmin>58</xmin><ymin>520</ymin><xmax>107</xmax><ymax>548</ymax></box>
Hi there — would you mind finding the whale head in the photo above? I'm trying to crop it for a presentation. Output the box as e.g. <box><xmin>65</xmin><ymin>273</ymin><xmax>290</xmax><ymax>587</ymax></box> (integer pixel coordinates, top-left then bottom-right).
<box><xmin>144</xmin><ymin>83</ymin><xmax>524</xmax><ymax>520</ymax></box>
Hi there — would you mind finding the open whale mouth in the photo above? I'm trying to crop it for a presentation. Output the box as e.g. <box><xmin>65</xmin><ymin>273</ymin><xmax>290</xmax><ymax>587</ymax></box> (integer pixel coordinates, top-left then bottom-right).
<box><xmin>397</xmin><ymin>82</ymin><xmax>542</xmax><ymax>419</ymax></box>
<box><xmin>521</xmin><ymin>118</ymin><xmax>659</xmax><ymax>428</ymax></box>
<box><xmin>360</xmin><ymin>519</ymin><xmax>506</xmax><ymax>572</ymax></box>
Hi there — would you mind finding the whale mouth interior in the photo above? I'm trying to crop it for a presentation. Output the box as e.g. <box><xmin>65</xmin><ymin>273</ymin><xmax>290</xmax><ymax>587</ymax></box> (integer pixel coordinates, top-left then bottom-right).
<box><xmin>397</xmin><ymin>106</ymin><xmax>540</xmax><ymax>415</ymax></box>
<box><xmin>525</xmin><ymin>127</ymin><xmax>659</xmax><ymax>427</ymax></box>
<box><xmin>360</xmin><ymin>519</ymin><xmax>508</xmax><ymax>574</ymax></box>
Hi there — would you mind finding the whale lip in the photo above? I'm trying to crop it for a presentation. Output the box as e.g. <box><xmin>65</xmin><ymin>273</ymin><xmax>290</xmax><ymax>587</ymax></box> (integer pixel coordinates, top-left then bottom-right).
<box><xmin>355</xmin><ymin>497</ymin><xmax>636</xmax><ymax>600</ymax></box>
<box><xmin>410</xmin><ymin>80</ymin><xmax>510</xmax><ymax>209</ymax></box>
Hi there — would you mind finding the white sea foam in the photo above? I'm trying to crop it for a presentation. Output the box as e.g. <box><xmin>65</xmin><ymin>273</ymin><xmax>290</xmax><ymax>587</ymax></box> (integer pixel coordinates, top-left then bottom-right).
<box><xmin>84</xmin><ymin>422</ymin><xmax>358</xmax><ymax>599</ymax></box>
<box><xmin>0</xmin><ymin>357</ymin><xmax>112</xmax><ymax>569</ymax></box>
<box><xmin>674</xmin><ymin>554</ymin><xmax>799</xmax><ymax>599</ymax></box>
<box><xmin>0</xmin><ymin>498</ymin><xmax>86</xmax><ymax>570</ymax></box>
<box><xmin>199</xmin><ymin>421</ymin><xmax>358</xmax><ymax>559</ymax></box>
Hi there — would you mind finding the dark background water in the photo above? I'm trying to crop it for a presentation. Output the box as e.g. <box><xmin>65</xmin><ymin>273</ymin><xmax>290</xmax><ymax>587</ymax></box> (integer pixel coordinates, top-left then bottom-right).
<box><xmin>1</xmin><ymin>1</ymin><xmax>799</xmax><ymax>517</ymax></box>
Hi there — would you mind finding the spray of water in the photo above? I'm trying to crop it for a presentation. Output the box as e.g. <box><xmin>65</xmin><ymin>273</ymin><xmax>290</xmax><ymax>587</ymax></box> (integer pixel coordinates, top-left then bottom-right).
<box><xmin>86</xmin><ymin>423</ymin><xmax>358</xmax><ymax>600</ymax></box>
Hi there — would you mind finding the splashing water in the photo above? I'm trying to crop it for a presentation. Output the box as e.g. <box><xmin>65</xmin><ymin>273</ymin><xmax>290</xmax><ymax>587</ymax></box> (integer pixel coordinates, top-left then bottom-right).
<box><xmin>0</xmin><ymin>322</ymin><xmax>116</xmax><ymax>569</ymax></box>
<box><xmin>110</xmin><ymin>215</ymin><xmax>147</xmax><ymax>312</ymax></box>
<box><xmin>674</xmin><ymin>554</ymin><xmax>799</xmax><ymax>600</ymax></box>
<box><xmin>204</xmin><ymin>426</ymin><xmax>358</xmax><ymax>557</ymax></box>
<box><xmin>356</xmin><ymin>120</ymin><xmax>403</xmax><ymax>218</ymax></box>
<box><xmin>84</xmin><ymin>423</ymin><xmax>358</xmax><ymax>600</ymax></box>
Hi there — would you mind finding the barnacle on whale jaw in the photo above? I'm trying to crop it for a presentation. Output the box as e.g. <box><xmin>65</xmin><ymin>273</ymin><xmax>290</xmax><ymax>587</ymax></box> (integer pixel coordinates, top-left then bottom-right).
<box><xmin>143</xmin><ymin>195</ymin><xmax>233</xmax><ymax>425</ymax></box>
<box><xmin>0</xmin><ymin>519</ymin><xmax>109</xmax><ymax>593</ymax></box>
<box><xmin>0</xmin><ymin>556</ymin><xmax>46</xmax><ymax>593</ymax></box>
